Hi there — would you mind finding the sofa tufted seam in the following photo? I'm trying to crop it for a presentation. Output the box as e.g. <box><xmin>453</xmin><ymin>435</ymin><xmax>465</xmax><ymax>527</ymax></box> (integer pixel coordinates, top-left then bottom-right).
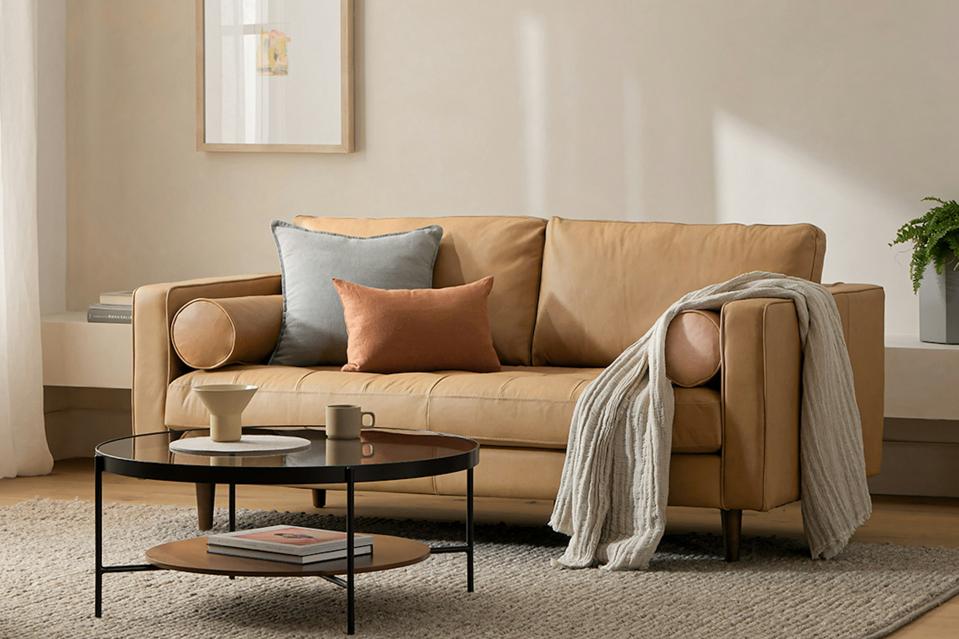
<box><xmin>168</xmin><ymin>383</ymin><xmax>617</xmax><ymax>405</ymax></box>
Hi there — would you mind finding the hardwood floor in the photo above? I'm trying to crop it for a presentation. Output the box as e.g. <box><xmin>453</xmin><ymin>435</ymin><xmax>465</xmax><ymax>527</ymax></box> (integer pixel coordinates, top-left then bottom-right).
<box><xmin>3</xmin><ymin>458</ymin><xmax>958</xmax><ymax>637</ymax></box>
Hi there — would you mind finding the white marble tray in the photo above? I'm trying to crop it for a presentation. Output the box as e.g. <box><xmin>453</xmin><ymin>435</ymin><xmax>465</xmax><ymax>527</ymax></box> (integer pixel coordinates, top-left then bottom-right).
<box><xmin>168</xmin><ymin>435</ymin><xmax>311</xmax><ymax>457</ymax></box>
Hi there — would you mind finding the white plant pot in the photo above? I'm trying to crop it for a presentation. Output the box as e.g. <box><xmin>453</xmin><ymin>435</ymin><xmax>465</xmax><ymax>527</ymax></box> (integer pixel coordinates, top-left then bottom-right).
<box><xmin>920</xmin><ymin>259</ymin><xmax>959</xmax><ymax>344</ymax></box>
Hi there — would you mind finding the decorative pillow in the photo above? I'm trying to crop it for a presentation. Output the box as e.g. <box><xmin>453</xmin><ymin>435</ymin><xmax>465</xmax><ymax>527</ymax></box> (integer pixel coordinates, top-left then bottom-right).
<box><xmin>172</xmin><ymin>295</ymin><xmax>283</xmax><ymax>370</ymax></box>
<box><xmin>664</xmin><ymin>309</ymin><xmax>721</xmax><ymax>387</ymax></box>
<box><xmin>332</xmin><ymin>276</ymin><xmax>501</xmax><ymax>374</ymax></box>
<box><xmin>270</xmin><ymin>221</ymin><xmax>443</xmax><ymax>365</ymax></box>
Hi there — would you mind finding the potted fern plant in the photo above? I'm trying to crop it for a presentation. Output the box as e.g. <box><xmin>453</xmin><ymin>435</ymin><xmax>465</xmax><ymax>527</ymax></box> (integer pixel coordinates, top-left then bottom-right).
<box><xmin>891</xmin><ymin>196</ymin><xmax>959</xmax><ymax>343</ymax></box>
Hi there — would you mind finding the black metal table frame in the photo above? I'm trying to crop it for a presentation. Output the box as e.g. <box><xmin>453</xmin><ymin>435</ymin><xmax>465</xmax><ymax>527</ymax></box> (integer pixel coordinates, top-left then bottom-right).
<box><xmin>94</xmin><ymin>430</ymin><xmax>478</xmax><ymax>635</ymax></box>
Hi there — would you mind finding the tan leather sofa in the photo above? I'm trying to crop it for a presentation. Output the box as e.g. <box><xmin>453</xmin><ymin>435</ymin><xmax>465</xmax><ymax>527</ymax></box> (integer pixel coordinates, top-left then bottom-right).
<box><xmin>133</xmin><ymin>216</ymin><xmax>884</xmax><ymax>560</ymax></box>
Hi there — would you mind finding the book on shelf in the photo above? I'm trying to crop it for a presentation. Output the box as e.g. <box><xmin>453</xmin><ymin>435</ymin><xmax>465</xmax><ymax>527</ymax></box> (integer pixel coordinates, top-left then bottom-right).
<box><xmin>87</xmin><ymin>304</ymin><xmax>132</xmax><ymax>324</ymax></box>
<box><xmin>207</xmin><ymin>543</ymin><xmax>373</xmax><ymax>565</ymax></box>
<box><xmin>206</xmin><ymin>525</ymin><xmax>374</xmax><ymax>557</ymax></box>
<box><xmin>99</xmin><ymin>290</ymin><xmax>134</xmax><ymax>306</ymax></box>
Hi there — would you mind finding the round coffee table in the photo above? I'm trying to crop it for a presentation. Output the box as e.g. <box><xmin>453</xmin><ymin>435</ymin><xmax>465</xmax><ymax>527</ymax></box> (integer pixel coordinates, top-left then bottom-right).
<box><xmin>94</xmin><ymin>427</ymin><xmax>480</xmax><ymax>635</ymax></box>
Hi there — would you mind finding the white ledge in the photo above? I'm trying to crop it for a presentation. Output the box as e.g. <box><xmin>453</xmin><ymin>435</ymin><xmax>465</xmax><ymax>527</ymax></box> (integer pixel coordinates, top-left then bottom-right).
<box><xmin>42</xmin><ymin>312</ymin><xmax>132</xmax><ymax>389</ymax></box>
<box><xmin>885</xmin><ymin>334</ymin><xmax>959</xmax><ymax>420</ymax></box>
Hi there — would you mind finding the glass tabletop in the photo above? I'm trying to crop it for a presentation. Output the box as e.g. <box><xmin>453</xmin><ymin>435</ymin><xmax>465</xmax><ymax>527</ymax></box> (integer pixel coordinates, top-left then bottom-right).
<box><xmin>95</xmin><ymin>427</ymin><xmax>479</xmax><ymax>484</ymax></box>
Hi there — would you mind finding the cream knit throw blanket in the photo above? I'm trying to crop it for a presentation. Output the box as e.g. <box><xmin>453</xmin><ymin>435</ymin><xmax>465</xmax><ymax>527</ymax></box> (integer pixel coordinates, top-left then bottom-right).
<box><xmin>549</xmin><ymin>271</ymin><xmax>872</xmax><ymax>570</ymax></box>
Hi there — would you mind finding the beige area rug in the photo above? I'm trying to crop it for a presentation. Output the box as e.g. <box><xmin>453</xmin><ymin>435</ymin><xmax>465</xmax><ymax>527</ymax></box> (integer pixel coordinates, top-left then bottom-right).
<box><xmin>2</xmin><ymin>499</ymin><xmax>958</xmax><ymax>639</ymax></box>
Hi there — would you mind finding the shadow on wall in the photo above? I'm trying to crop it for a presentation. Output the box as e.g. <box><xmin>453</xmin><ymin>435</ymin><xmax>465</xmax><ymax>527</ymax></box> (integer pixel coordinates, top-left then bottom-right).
<box><xmin>513</xmin><ymin>0</ymin><xmax>957</xmax><ymax>334</ymax></box>
<box><xmin>517</xmin><ymin>1</ymin><xmax>956</xmax><ymax>221</ymax></box>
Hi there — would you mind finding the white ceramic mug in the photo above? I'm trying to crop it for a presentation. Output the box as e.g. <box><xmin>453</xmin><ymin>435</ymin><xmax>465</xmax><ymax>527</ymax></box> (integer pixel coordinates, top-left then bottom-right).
<box><xmin>325</xmin><ymin>404</ymin><xmax>375</xmax><ymax>440</ymax></box>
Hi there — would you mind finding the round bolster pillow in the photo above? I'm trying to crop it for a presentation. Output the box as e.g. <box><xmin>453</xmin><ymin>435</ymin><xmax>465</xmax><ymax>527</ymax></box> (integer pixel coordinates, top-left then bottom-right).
<box><xmin>665</xmin><ymin>309</ymin><xmax>721</xmax><ymax>387</ymax></box>
<box><xmin>172</xmin><ymin>295</ymin><xmax>283</xmax><ymax>370</ymax></box>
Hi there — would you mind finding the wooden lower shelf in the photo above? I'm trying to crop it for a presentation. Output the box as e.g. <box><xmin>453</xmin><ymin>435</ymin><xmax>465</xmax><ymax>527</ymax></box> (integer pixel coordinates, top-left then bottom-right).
<box><xmin>145</xmin><ymin>533</ymin><xmax>430</xmax><ymax>577</ymax></box>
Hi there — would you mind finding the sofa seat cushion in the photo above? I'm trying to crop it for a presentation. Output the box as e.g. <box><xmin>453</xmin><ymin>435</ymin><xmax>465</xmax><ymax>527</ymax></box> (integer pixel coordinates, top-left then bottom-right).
<box><xmin>166</xmin><ymin>366</ymin><xmax>722</xmax><ymax>453</ymax></box>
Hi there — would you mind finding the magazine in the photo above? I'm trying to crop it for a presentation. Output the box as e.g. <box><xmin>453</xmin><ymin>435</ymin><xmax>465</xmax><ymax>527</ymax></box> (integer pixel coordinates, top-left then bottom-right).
<box><xmin>207</xmin><ymin>543</ymin><xmax>373</xmax><ymax>565</ymax></box>
<box><xmin>206</xmin><ymin>525</ymin><xmax>373</xmax><ymax>557</ymax></box>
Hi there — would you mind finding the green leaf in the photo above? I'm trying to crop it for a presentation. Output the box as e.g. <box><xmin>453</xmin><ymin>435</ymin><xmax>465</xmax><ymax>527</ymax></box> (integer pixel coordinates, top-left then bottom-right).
<box><xmin>892</xmin><ymin>197</ymin><xmax>959</xmax><ymax>293</ymax></box>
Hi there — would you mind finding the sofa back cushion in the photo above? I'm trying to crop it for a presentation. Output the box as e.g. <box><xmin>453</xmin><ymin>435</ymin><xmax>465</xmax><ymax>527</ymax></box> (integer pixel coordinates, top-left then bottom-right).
<box><xmin>531</xmin><ymin>217</ymin><xmax>826</xmax><ymax>367</ymax></box>
<box><xmin>294</xmin><ymin>215</ymin><xmax>547</xmax><ymax>365</ymax></box>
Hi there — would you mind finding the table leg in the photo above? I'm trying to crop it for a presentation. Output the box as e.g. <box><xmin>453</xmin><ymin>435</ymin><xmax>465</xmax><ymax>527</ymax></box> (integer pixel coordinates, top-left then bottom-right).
<box><xmin>229</xmin><ymin>483</ymin><xmax>236</xmax><ymax>532</ymax></box>
<box><xmin>195</xmin><ymin>483</ymin><xmax>215</xmax><ymax>531</ymax></box>
<box><xmin>228</xmin><ymin>483</ymin><xmax>236</xmax><ymax>580</ymax></box>
<box><xmin>94</xmin><ymin>455</ymin><xmax>103</xmax><ymax>618</ymax></box>
<box><xmin>347</xmin><ymin>469</ymin><xmax>355</xmax><ymax>635</ymax></box>
<box><xmin>92</xmin><ymin>455</ymin><xmax>161</xmax><ymax>615</ymax></box>
<box><xmin>467</xmin><ymin>467</ymin><xmax>474</xmax><ymax>593</ymax></box>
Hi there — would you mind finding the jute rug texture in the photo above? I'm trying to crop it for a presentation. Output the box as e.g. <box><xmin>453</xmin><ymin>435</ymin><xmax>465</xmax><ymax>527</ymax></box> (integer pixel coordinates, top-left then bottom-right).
<box><xmin>1</xmin><ymin>499</ymin><xmax>957</xmax><ymax>638</ymax></box>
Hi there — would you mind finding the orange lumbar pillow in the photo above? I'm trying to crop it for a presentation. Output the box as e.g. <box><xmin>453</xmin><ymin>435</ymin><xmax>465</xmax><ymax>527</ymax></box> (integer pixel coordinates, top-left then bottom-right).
<box><xmin>332</xmin><ymin>276</ymin><xmax>502</xmax><ymax>374</ymax></box>
<box><xmin>664</xmin><ymin>309</ymin><xmax>721</xmax><ymax>387</ymax></box>
<box><xmin>172</xmin><ymin>295</ymin><xmax>283</xmax><ymax>369</ymax></box>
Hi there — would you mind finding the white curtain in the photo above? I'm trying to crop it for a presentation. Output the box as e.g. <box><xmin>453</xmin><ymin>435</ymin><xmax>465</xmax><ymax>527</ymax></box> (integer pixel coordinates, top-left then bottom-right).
<box><xmin>0</xmin><ymin>0</ymin><xmax>53</xmax><ymax>478</ymax></box>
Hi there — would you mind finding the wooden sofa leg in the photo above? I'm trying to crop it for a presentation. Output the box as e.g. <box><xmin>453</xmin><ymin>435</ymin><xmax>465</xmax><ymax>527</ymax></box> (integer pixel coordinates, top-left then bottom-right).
<box><xmin>312</xmin><ymin>489</ymin><xmax>327</xmax><ymax>508</ymax></box>
<box><xmin>196</xmin><ymin>483</ymin><xmax>215</xmax><ymax>531</ymax></box>
<box><xmin>721</xmin><ymin>509</ymin><xmax>742</xmax><ymax>562</ymax></box>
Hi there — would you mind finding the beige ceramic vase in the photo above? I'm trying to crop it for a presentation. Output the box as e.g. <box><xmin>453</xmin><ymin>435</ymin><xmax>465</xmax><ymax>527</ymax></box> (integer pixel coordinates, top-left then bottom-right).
<box><xmin>192</xmin><ymin>384</ymin><xmax>258</xmax><ymax>442</ymax></box>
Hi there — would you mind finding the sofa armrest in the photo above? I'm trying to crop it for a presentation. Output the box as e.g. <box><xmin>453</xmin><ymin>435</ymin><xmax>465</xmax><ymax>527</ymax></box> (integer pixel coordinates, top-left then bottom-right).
<box><xmin>132</xmin><ymin>274</ymin><xmax>281</xmax><ymax>459</ymax></box>
<box><xmin>720</xmin><ymin>284</ymin><xmax>886</xmax><ymax>511</ymax></box>
<box><xmin>824</xmin><ymin>283</ymin><xmax>884</xmax><ymax>476</ymax></box>
<box><xmin>720</xmin><ymin>298</ymin><xmax>802</xmax><ymax>511</ymax></box>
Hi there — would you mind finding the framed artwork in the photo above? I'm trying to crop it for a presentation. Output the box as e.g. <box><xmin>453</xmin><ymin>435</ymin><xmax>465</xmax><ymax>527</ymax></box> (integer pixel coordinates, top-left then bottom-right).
<box><xmin>196</xmin><ymin>0</ymin><xmax>354</xmax><ymax>153</ymax></box>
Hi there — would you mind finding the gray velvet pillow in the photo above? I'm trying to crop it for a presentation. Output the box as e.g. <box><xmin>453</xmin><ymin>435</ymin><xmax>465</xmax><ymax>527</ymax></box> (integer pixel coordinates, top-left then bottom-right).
<box><xmin>270</xmin><ymin>221</ymin><xmax>443</xmax><ymax>365</ymax></box>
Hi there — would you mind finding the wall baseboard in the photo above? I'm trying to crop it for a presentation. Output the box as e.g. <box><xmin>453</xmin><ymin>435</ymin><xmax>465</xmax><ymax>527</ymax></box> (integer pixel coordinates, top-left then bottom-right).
<box><xmin>44</xmin><ymin>387</ymin><xmax>131</xmax><ymax>460</ymax></box>
<box><xmin>868</xmin><ymin>418</ymin><xmax>959</xmax><ymax>498</ymax></box>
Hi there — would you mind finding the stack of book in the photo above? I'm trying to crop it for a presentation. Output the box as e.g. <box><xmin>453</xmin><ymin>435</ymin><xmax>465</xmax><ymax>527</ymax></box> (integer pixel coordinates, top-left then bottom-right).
<box><xmin>206</xmin><ymin>525</ymin><xmax>374</xmax><ymax>565</ymax></box>
<box><xmin>87</xmin><ymin>290</ymin><xmax>133</xmax><ymax>324</ymax></box>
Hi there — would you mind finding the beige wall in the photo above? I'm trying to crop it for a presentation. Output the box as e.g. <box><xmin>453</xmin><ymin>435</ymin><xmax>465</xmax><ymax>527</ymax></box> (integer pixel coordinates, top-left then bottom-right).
<box><xmin>67</xmin><ymin>0</ymin><xmax>959</xmax><ymax>336</ymax></box>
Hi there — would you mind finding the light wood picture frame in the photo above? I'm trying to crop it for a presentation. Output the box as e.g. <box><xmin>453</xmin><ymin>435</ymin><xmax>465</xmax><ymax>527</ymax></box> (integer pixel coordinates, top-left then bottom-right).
<box><xmin>196</xmin><ymin>0</ymin><xmax>354</xmax><ymax>153</ymax></box>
